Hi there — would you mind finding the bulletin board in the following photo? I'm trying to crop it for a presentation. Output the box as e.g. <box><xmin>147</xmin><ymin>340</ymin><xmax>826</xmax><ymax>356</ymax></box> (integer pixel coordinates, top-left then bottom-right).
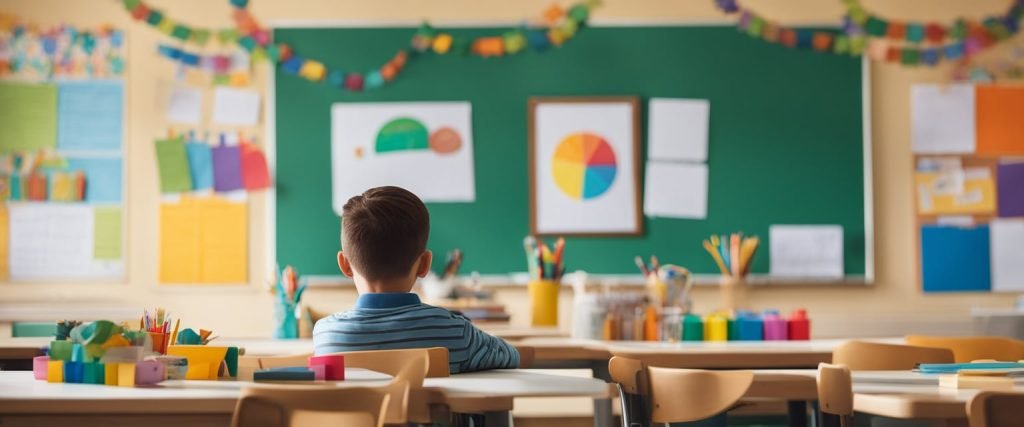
<box><xmin>912</xmin><ymin>84</ymin><xmax>1024</xmax><ymax>293</ymax></box>
<box><xmin>272</xmin><ymin>24</ymin><xmax>872</xmax><ymax>280</ymax></box>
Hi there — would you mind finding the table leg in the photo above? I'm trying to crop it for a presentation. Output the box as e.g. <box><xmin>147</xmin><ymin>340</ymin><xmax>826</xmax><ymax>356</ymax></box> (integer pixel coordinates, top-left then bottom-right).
<box><xmin>483</xmin><ymin>411</ymin><xmax>511</xmax><ymax>427</ymax></box>
<box><xmin>593</xmin><ymin>397</ymin><xmax>614</xmax><ymax>427</ymax></box>
<box><xmin>787</xmin><ymin>400</ymin><xmax>808</xmax><ymax>427</ymax></box>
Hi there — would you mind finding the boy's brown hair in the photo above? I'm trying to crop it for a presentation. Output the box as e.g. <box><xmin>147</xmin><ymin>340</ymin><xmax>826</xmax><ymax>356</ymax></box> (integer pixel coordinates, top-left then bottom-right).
<box><xmin>341</xmin><ymin>186</ymin><xmax>430</xmax><ymax>281</ymax></box>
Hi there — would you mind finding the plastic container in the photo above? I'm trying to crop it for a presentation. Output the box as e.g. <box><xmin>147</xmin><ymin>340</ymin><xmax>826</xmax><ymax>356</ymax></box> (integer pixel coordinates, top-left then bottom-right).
<box><xmin>763</xmin><ymin>310</ymin><xmax>788</xmax><ymax>341</ymax></box>
<box><xmin>788</xmin><ymin>309</ymin><xmax>811</xmax><ymax>340</ymax></box>
<box><xmin>64</xmin><ymin>361</ymin><xmax>84</xmax><ymax>383</ymax></box>
<box><xmin>704</xmin><ymin>314</ymin><xmax>729</xmax><ymax>342</ymax></box>
<box><xmin>682</xmin><ymin>314</ymin><xmax>704</xmax><ymax>341</ymax></box>
<box><xmin>49</xmin><ymin>340</ymin><xmax>72</xmax><ymax>361</ymax></box>
<box><xmin>660</xmin><ymin>307</ymin><xmax>684</xmax><ymax>342</ymax></box>
<box><xmin>33</xmin><ymin>356</ymin><xmax>49</xmax><ymax>380</ymax></box>
<box><xmin>308</xmin><ymin>354</ymin><xmax>346</xmax><ymax>380</ymax></box>
<box><xmin>736</xmin><ymin>314</ymin><xmax>764</xmax><ymax>341</ymax></box>
<box><xmin>135</xmin><ymin>360</ymin><xmax>166</xmax><ymax>385</ymax></box>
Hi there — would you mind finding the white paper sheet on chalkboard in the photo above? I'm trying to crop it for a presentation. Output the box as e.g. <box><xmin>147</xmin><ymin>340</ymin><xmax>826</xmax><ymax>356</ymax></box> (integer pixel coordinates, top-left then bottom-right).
<box><xmin>769</xmin><ymin>225</ymin><xmax>844</xmax><ymax>278</ymax></box>
<box><xmin>991</xmin><ymin>218</ymin><xmax>1024</xmax><ymax>292</ymax></box>
<box><xmin>647</xmin><ymin>98</ymin><xmax>709</xmax><ymax>162</ymax></box>
<box><xmin>911</xmin><ymin>84</ymin><xmax>975</xmax><ymax>154</ymax></box>
<box><xmin>9</xmin><ymin>203</ymin><xmax>123</xmax><ymax>280</ymax></box>
<box><xmin>643</xmin><ymin>161</ymin><xmax>707</xmax><ymax>219</ymax></box>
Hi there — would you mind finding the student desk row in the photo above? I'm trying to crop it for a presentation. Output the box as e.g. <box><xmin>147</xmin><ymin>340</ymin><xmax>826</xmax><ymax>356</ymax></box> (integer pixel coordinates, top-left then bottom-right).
<box><xmin>0</xmin><ymin>368</ymin><xmax>610</xmax><ymax>427</ymax></box>
<box><xmin>1</xmin><ymin>368</ymin><xmax>1000</xmax><ymax>427</ymax></box>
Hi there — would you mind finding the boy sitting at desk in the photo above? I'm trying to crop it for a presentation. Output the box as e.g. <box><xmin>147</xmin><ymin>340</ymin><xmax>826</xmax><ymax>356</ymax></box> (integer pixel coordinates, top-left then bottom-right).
<box><xmin>313</xmin><ymin>186</ymin><xmax>520</xmax><ymax>373</ymax></box>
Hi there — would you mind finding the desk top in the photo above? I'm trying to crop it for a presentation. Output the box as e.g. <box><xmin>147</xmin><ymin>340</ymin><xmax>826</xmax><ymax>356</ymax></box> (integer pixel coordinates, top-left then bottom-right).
<box><xmin>0</xmin><ymin>368</ymin><xmax>609</xmax><ymax>415</ymax></box>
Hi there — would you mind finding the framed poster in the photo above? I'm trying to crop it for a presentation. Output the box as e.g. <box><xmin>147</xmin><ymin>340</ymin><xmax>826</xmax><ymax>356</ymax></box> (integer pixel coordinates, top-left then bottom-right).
<box><xmin>529</xmin><ymin>97</ymin><xmax>642</xmax><ymax>236</ymax></box>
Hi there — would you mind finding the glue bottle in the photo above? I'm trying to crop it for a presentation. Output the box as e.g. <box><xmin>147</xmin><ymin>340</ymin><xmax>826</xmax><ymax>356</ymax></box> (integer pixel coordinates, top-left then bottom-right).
<box><xmin>787</xmin><ymin>309</ymin><xmax>811</xmax><ymax>340</ymax></box>
<box><xmin>763</xmin><ymin>309</ymin><xmax>788</xmax><ymax>341</ymax></box>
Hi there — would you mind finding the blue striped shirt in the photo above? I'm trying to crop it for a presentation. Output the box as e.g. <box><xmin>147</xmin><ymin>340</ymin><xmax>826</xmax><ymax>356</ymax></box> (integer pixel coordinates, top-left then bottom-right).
<box><xmin>312</xmin><ymin>293</ymin><xmax>520</xmax><ymax>374</ymax></box>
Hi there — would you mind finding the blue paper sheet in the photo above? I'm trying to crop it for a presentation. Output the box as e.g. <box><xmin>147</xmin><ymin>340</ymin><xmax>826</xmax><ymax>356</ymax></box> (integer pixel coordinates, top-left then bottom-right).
<box><xmin>66</xmin><ymin>157</ymin><xmax>122</xmax><ymax>203</ymax></box>
<box><xmin>57</xmin><ymin>81</ymin><xmax>123</xmax><ymax>151</ymax></box>
<box><xmin>186</xmin><ymin>142</ymin><xmax>214</xmax><ymax>190</ymax></box>
<box><xmin>921</xmin><ymin>225</ymin><xmax>991</xmax><ymax>292</ymax></box>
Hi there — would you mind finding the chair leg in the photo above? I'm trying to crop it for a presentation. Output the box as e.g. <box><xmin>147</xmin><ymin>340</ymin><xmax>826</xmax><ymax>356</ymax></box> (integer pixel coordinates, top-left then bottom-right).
<box><xmin>819</xmin><ymin>413</ymin><xmax>843</xmax><ymax>427</ymax></box>
<box><xmin>616</xmin><ymin>384</ymin><xmax>650</xmax><ymax>427</ymax></box>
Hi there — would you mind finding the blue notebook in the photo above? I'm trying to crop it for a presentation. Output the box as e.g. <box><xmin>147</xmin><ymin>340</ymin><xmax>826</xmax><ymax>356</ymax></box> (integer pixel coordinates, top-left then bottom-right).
<box><xmin>253</xmin><ymin>367</ymin><xmax>316</xmax><ymax>381</ymax></box>
<box><xmin>916</xmin><ymin>362</ymin><xmax>1024</xmax><ymax>374</ymax></box>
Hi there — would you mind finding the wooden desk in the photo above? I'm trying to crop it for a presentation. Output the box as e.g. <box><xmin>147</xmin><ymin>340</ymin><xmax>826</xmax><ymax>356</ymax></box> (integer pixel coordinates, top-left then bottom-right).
<box><xmin>0</xmin><ymin>369</ymin><xmax>609</xmax><ymax>427</ymax></box>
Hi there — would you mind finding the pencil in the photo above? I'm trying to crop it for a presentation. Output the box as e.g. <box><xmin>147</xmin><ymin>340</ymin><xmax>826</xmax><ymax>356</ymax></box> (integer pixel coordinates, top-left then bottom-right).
<box><xmin>634</xmin><ymin>256</ymin><xmax>649</xmax><ymax>276</ymax></box>
<box><xmin>703</xmin><ymin>240</ymin><xmax>729</xmax><ymax>275</ymax></box>
<box><xmin>523</xmin><ymin>236</ymin><xmax>538</xmax><ymax>278</ymax></box>
<box><xmin>730</xmin><ymin>234</ymin><xmax>740</xmax><ymax>278</ymax></box>
<box><xmin>170</xmin><ymin>319</ymin><xmax>180</xmax><ymax>346</ymax></box>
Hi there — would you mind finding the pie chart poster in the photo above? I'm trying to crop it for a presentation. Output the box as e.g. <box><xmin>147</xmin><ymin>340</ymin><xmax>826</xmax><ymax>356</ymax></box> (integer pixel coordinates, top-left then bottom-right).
<box><xmin>532</xmin><ymin>98</ymin><xmax>640</xmax><ymax>235</ymax></box>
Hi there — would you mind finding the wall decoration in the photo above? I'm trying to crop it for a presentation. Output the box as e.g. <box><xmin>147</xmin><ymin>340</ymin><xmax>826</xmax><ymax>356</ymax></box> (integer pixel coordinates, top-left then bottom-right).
<box><xmin>330</xmin><ymin>102</ymin><xmax>475</xmax><ymax>211</ymax></box>
<box><xmin>0</xmin><ymin>15</ymin><xmax>125</xmax><ymax>81</ymax></box>
<box><xmin>529</xmin><ymin>97</ymin><xmax>641</xmax><ymax>236</ymax></box>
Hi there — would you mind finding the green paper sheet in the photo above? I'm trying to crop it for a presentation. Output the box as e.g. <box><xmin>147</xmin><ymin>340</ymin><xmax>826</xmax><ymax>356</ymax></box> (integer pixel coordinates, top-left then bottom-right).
<box><xmin>93</xmin><ymin>207</ymin><xmax>122</xmax><ymax>260</ymax></box>
<box><xmin>155</xmin><ymin>137</ymin><xmax>193</xmax><ymax>193</ymax></box>
<box><xmin>0</xmin><ymin>82</ymin><xmax>58</xmax><ymax>154</ymax></box>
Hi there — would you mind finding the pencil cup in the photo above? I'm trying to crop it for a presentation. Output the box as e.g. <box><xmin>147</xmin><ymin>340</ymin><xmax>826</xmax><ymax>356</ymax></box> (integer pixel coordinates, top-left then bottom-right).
<box><xmin>274</xmin><ymin>301</ymin><xmax>298</xmax><ymax>339</ymax></box>
<box><xmin>33</xmin><ymin>356</ymin><xmax>49</xmax><ymax>380</ymax></box>
<box><xmin>645</xmin><ymin>275</ymin><xmax>667</xmax><ymax>307</ymax></box>
<box><xmin>719</xmin><ymin>277</ymin><xmax>747</xmax><ymax>312</ymax></box>
<box><xmin>149</xmin><ymin>332</ymin><xmax>167</xmax><ymax>355</ymax></box>
<box><xmin>528</xmin><ymin>279</ymin><xmax>560</xmax><ymax>326</ymax></box>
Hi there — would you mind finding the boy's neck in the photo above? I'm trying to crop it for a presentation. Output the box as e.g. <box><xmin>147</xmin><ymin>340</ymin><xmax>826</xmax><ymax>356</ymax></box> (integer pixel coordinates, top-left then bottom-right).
<box><xmin>355</xmin><ymin>277</ymin><xmax>415</xmax><ymax>294</ymax></box>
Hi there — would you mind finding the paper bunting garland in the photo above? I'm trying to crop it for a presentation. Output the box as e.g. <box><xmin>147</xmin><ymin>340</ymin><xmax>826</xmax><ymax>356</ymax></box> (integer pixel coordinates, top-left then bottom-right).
<box><xmin>0</xmin><ymin>13</ymin><xmax>125</xmax><ymax>80</ymax></box>
<box><xmin>715</xmin><ymin>0</ymin><xmax>856</xmax><ymax>56</ymax></box>
<box><xmin>120</xmin><ymin>0</ymin><xmax>238</xmax><ymax>48</ymax></box>
<box><xmin>122</xmin><ymin>0</ymin><xmax>600</xmax><ymax>92</ymax></box>
<box><xmin>841</xmin><ymin>0</ymin><xmax>1024</xmax><ymax>66</ymax></box>
<box><xmin>716</xmin><ymin>0</ymin><xmax>1024</xmax><ymax>67</ymax></box>
<box><xmin>157</xmin><ymin>44</ymin><xmax>251</xmax><ymax>86</ymax></box>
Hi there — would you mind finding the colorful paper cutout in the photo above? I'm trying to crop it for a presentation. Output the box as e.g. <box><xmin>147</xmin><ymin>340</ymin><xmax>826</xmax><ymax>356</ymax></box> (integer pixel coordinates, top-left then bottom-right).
<box><xmin>240</xmin><ymin>143</ymin><xmax>270</xmax><ymax>190</ymax></box>
<box><xmin>915</xmin><ymin>170</ymin><xmax>996</xmax><ymax>215</ymax></box>
<box><xmin>976</xmin><ymin>85</ymin><xmax>1024</xmax><ymax>155</ymax></box>
<box><xmin>921</xmin><ymin>224</ymin><xmax>991</xmax><ymax>292</ymax></box>
<box><xmin>67</xmin><ymin>157</ymin><xmax>123</xmax><ymax>203</ymax></box>
<box><xmin>0</xmin><ymin>205</ymin><xmax>8</xmax><ymax>281</ymax></box>
<box><xmin>186</xmin><ymin>141</ymin><xmax>214</xmax><ymax>190</ymax></box>
<box><xmin>93</xmin><ymin>207</ymin><xmax>122</xmax><ymax>261</ymax></box>
<box><xmin>155</xmin><ymin>137</ymin><xmax>193</xmax><ymax>193</ymax></box>
<box><xmin>0</xmin><ymin>82</ymin><xmax>57</xmax><ymax>154</ymax></box>
<box><xmin>997</xmin><ymin>162</ymin><xmax>1024</xmax><ymax>217</ymax></box>
<box><xmin>159</xmin><ymin>197</ymin><xmax>201</xmax><ymax>283</ymax></box>
<box><xmin>212</xmin><ymin>143</ymin><xmax>243</xmax><ymax>192</ymax></box>
<box><xmin>56</xmin><ymin>81</ymin><xmax>123</xmax><ymax>151</ymax></box>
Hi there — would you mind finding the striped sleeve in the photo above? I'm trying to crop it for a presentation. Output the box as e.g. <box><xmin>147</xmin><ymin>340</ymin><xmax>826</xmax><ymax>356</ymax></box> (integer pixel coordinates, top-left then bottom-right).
<box><xmin>457</xmin><ymin>319</ymin><xmax>521</xmax><ymax>373</ymax></box>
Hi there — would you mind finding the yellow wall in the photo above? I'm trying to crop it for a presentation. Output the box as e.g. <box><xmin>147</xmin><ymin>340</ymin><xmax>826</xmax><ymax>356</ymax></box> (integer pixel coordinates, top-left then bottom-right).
<box><xmin>0</xmin><ymin>0</ymin><xmax>1018</xmax><ymax>338</ymax></box>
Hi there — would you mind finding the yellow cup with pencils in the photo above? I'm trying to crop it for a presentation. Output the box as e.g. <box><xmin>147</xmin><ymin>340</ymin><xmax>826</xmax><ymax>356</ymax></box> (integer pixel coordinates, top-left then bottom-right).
<box><xmin>528</xmin><ymin>279</ymin><xmax>560</xmax><ymax>326</ymax></box>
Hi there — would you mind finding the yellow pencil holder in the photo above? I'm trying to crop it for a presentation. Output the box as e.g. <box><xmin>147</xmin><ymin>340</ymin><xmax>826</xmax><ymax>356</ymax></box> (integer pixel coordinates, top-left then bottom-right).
<box><xmin>167</xmin><ymin>345</ymin><xmax>228</xmax><ymax>380</ymax></box>
<box><xmin>528</xmin><ymin>280</ymin><xmax>560</xmax><ymax>326</ymax></box>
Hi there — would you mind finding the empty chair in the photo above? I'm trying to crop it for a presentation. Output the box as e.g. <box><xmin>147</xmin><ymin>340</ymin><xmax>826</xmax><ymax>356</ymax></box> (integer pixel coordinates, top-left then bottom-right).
<box><xmin>816</xmin><ymin>363</ymin><xmax>853</xmax><ymax>427</ymax></box>
<box><xmin>831</xmin><ymin>340</ymin><xmax>954</xmax><ymax>370</ymax></box>
<box><xmin>231</xmin><ymin>384</ymin><xmax>390</xmax><ymax>427</ymax></box>
<box><xmin>906</xmin><ymin>335</ymin><xmax>1024</xmax><ymax>363</ymax></box>
<box><xmin>608</xmin><ymin>356</ymin><xmax>753</xmax><ymax>426</ymax></box>
<box><xmin>324</xmin><ymin>348</ymin><xmax>439</xmax><ymax>425</ymax></box>
<box><xmin>515</xmin><ymin>345</ymin><xmax>536</xmax><ymax>368</ymax></box>
<box><xmin>968</xmin><ymin>391</ymin><xmax>1024</xmax><ymax>427</ymax></box>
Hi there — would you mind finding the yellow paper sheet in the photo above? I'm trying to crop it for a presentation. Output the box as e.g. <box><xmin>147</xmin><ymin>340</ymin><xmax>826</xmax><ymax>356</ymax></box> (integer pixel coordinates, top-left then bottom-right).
<box><xmin>159</xmin><ymin>197</ymin><xmax>201</xmax><ymax>283</ymax></box>
<box><xmin>198</xmin><ymin>197</ymin><xmax>247</xmax><ymax>283</ymax></box>
<box><xmin>916</xmin><ymin>172</ymin><xmax>997</xmax><ymax>215</ymax></box>
<box><xmin>93</xmin><ymin>207</ymin><xmax>122</xmax><ymax>260</ymax></box>
<box><xmin>0</xmin><ymin>205</ymin><xmax>8</xmax><ymax>281</ymax></box>
<box><xmin>159</xmin><ymin>196</ymin><xmax>247</xmax><ymax>284</ymax></box>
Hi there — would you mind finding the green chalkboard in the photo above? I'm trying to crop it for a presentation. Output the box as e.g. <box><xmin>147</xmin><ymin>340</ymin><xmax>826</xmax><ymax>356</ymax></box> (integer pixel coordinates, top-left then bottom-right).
<box><xmin>274</xmin><ymin>25</ymin><xmax>867</xmax><ymax>277</ymax></box>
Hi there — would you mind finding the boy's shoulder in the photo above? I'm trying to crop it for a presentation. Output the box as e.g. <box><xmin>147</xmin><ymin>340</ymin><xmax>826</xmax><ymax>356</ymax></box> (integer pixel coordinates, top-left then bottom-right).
<box><xmin>318</xmin><ymin>302</ymin><xmax>469</xmax><ymax>324</ymax></box>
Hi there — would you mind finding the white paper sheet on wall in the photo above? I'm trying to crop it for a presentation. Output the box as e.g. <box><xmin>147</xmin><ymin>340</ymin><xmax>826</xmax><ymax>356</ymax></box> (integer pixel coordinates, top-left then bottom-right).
<box><xmin>331</xmin><ymin>102</ymin><xmax>475</xmax><ymax>210</ymax></box>
<box><xmin>166</xmin><ymin>87</ymin><xmax>203</xmax><ymax>125</ymax></box>
<box><xmin>9</xmin><ymin>203</ymin><xmax>123</xmax><ymax>280</ymax></box>
<box><xmin>643</xmin><ymin>161</ymin><xmax>707</xmax><ymax>219</ymax></box>
<box><xmin>911</xmin><ymin>84</ymin><xmax>976</xmax><ymax>154</ymax></box>
<box><xmin>212</xmin><ymin>87</ymin><xmax>260</xmax><ymax>126</ymax></box>
<box><xmin>769</xmin><ymin>225</ymin><xmax>844</xmax><ymax>278</ymax></box>
<box><xmin>990</xmin><ymin>218</ymin><xmax>1024</xmax><ymax>292</ymax></box>
<box><xmin>647</xmin><ymin>98</ymin><xmax>709</xmax><ymax>162</ymax></box>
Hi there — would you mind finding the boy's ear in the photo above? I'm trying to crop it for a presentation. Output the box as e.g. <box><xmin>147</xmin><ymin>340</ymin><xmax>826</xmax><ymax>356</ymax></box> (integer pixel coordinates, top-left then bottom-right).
<box><xmin>415</xmin><ymin>250</ymin><xmax>433</xmax><ymax>278</ymax></box>
<box><xmin>337</xmin><ymin>251</ymin><xmax>354</xmax><ymax>277</ymax></box>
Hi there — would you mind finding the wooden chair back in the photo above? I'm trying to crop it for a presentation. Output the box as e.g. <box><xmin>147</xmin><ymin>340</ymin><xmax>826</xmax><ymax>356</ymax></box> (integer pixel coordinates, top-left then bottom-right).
<box><xmin>832</xmin><ymin>340</ymin><xmax>954</xmax><ymax>370</ymax></box>
<box><xmin>231</xmin><ymin>385</ymin><xmax>389</xmax><ymax>427</ymax></box>
<box><xmin>817</xmin><ymin>363</ymin><xmax>853</xmax><ymax>427</ymax></box>
<box><xmin>516</xmin><ymin>345</ymin><xmax>536</xmax><ymax>368</ymax></box>
<box><xmin>968</xmin><ymin>391</ymin><xmax>1024</xmax><ymax>427</ymax></box>
<box><xmin>906</xmin><ymin>335</ymin><xmax>1024</xmax><ymax>363</ymax></box>
<box><xmin>646</xmin><ymin>366</ymin><xmax>753</xmax><ymax>423</ymax></box>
